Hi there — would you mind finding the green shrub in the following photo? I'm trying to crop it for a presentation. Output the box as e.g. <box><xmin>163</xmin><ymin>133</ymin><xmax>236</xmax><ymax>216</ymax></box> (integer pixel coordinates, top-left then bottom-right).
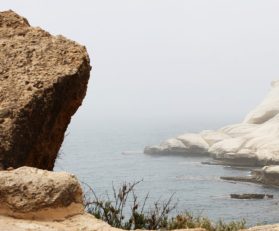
<box><xmin>83</xmin><ymin>181</ymin><xmax>246</xmax><ymax>231</ymax></box>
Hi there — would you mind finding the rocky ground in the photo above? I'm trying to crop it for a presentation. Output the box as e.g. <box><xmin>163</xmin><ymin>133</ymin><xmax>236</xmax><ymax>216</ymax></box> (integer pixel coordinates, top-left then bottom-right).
<box><xmin>0</xmin><ymin>215</ymin><xmax>206</xmax><ymax>231</ymax></box>
<box><xmin>242</xmin><ymin>225</ymin><xmax>279</xmax><ymax>231</ymax></box>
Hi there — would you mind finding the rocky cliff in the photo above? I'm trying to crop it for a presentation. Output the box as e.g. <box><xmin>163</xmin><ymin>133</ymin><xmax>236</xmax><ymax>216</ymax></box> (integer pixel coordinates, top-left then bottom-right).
<box><xmin>0</xmin><ymin>10</ymin><xmax>91</xmax><ymax>170</ymax></box>
<box><xmin>145</xmin><ymin>81</ymin><xmax>279</xmax><ymax>167</ymax></box>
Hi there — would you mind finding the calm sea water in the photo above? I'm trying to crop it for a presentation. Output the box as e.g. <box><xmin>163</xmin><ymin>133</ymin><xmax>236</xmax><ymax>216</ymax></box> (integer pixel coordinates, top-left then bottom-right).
<box><xmin>55</xmin><ymin>117</ymin><xmax>279</xmax><ymax>226</ymax></box>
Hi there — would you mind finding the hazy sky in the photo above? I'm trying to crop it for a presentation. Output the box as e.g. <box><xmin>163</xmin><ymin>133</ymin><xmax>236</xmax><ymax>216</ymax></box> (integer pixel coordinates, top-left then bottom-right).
<box><xmin>3</xmin><ymin>1</ymin><xmax>279</xmax><ymax>124</ymax></box>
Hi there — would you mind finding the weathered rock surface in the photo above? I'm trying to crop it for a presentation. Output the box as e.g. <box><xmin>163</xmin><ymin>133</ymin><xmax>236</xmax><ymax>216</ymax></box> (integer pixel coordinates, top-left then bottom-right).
<box><xmin>0</xmin><ymin>10</ymin><xmax>91</xmax><ymax>170</ymax></box>
<box><xmin>0</xmin><ymin>214</ymin><xmax>206</xmax><ymax>231</ymax></box>
<box><xmin>258</xmin><ymin>165</ymin><xmax>279</xmax><ymax>185</ymax></box>
<box><xmin>0</xmin><ymin>166</ymin><xmax>84</xmax><ymax>220</ymax></box>
<box><xmin>242</xmin><ymin>224</ymin><xmax>279</xmax><ymax>231</ymax></box>
<box><xmin>0</xmin><ymin>214</ymin><xmax>123</xmax><ymax>231</ymax></box>
<box><xmin>144</xmin><ymin>80</ymin><xmax>279</xmax><ymax>167</ymax></box>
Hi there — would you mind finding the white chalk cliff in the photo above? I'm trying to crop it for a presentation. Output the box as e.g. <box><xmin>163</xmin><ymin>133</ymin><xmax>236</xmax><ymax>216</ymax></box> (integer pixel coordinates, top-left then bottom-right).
<box><xmin>144</xmin><ymin>81</ymin><xmax>279</xmax><ymax>166</ymax></box>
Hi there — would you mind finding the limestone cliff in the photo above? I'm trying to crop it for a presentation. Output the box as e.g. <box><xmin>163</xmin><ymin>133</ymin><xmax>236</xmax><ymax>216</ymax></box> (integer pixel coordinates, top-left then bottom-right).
<box><xmin>145</xmin><ymin>81</ymin><xmax>279</xmax><ymax>166</ymax></box>
<box><xmin>0</xmin><ymin>10</ymin><xmax>91</xmax><ymax>170</ymax></box>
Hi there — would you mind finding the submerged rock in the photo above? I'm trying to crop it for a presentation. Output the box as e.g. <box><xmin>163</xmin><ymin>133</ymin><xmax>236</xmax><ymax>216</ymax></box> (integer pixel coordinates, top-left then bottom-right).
<box><xmin>0</xmin><ymin>11</ymin><xmax>91</xmax><ymax>170</ymax></box>
<box><xmin>230</xmin><ymin>194</ymin><xmax>272</xmax><ymax>200</ymax></box>
<box><xmin>144</xmin><ymin>80</ymin><xmax>279</xmax><ymax>167</ymax></box>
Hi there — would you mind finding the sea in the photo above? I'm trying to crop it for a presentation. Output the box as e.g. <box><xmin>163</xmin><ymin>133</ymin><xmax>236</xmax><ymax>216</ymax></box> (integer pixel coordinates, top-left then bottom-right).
<box><xmin>54</xmin><ymin>116</ymin><xmax>279</xmax><ymax>226</ymax></box>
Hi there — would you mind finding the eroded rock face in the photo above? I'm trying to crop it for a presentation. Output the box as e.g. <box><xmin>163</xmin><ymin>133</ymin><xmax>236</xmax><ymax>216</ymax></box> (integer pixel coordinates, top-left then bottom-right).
<box><xmin>251</xmin><ymin>166</ymin><xmax>279</xmax><ymax>186</ymax></box>
<box><xmin>0</xmin><ymin>10</ymin><xmax>91</xmax><ymax>170</ymax></box>
<box><xmin>0</xmin><ymin>166</ymin><xmax>84</xmax><ymax>220</ymax></box>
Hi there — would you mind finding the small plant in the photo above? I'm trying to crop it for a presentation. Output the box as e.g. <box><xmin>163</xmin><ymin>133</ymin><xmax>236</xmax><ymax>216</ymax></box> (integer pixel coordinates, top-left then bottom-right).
<box><xmin>83</xmin><ymin>181</ymin><xmax>246</xmax><ymax>231</ymax></box>
<box><xmin>83</xmin><ymin>180</ymin><xmax>176</xmax><ymax>229</ymax></box>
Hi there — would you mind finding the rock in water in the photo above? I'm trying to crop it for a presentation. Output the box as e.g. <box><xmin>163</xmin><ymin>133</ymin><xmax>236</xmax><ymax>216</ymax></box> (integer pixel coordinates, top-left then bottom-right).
<box><xmin>0</xmin><ymin>11</ymin><xmax>91</xmax><ymax>170</ymax></box>
<box><xmin>230</xmin><ymin>194</ymin><xmax>266</xmax><ymax>200</ymax></box>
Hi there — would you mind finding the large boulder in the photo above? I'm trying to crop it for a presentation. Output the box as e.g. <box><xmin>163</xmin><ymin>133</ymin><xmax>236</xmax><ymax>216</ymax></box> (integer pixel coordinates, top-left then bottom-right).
<box><xmin>0</xmin><ymin>166</ymin><xmax>84</xmax><ymax>220</ymax></box>
<box><xmin>0</xmin><ymin>11</ymin><xmax>91</xmax><ymax>170</ymax></box>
